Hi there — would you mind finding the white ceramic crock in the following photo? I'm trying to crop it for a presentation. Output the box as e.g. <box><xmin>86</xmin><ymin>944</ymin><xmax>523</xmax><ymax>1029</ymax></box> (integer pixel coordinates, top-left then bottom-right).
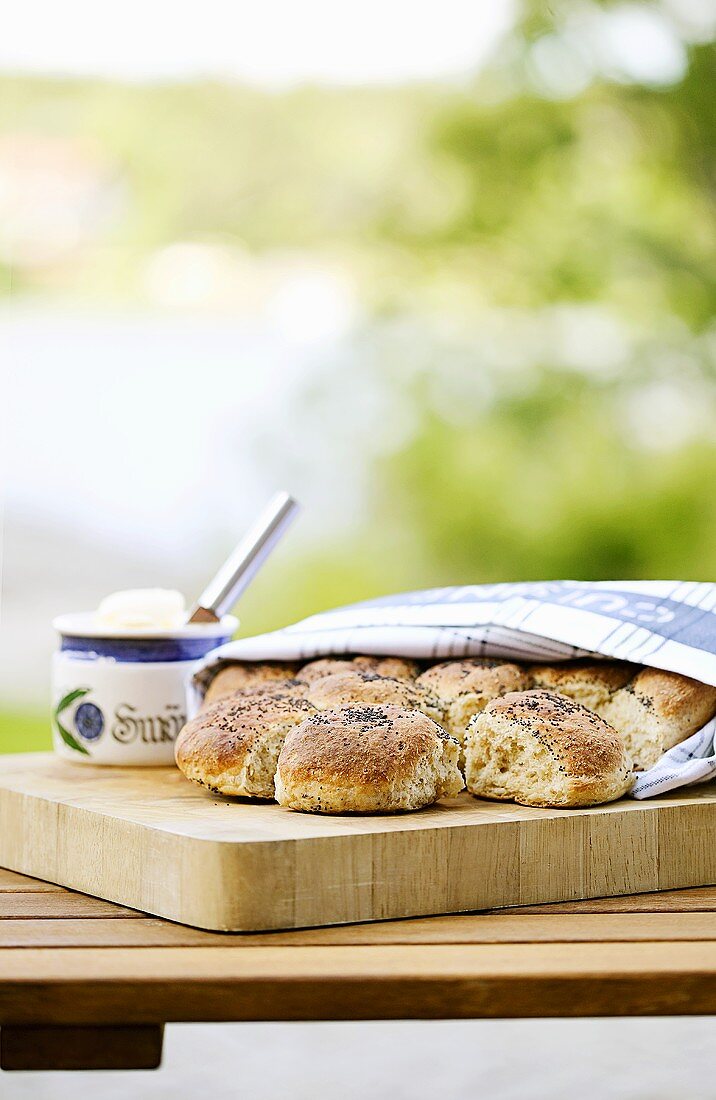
<box><xmin>51</xmin><ymin>613</ymin><xmax>238</xmax><ymax>765</ymax></box>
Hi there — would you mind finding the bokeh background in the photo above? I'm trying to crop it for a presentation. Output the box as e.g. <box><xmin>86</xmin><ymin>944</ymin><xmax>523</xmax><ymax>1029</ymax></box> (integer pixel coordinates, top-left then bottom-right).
<box><xmin>2</xmin><ymin>4</ymin><xmax>716</xmax><ymax>1098</ymax></box>
<box><xmin>2</xmin><ymin>5</ymin><xmax>716</xmax><ymax>740</ymax></box>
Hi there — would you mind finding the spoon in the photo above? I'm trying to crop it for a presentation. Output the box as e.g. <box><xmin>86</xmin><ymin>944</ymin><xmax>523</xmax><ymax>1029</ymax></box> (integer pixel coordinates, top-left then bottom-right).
<box><xmin>187</xmin><ymin>491</ymin><xmax>300</xmax><ymax>624</ymax></box>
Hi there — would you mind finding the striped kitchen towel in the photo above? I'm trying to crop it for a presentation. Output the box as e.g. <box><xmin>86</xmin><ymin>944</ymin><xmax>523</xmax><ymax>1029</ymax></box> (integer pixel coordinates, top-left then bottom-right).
<box><xmin>199</xmin><ymin>580</ymin><xmax>716</xmax><ymax>798</ymax></box>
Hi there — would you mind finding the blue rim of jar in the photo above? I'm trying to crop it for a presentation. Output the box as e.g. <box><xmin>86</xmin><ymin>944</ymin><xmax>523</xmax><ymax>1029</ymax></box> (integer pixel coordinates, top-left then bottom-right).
<box><xmin>53</xmin><ymin>612</ymin><xmax>238</xmax><ymax>664</ymax></box>
<box><xmin>59</xmin><ymin>633</ymin><xmax>234</xmax><ymax>663</ymax></box>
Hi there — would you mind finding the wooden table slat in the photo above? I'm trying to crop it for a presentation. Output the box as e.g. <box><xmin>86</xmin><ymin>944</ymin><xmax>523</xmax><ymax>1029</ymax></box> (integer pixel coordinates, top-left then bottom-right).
<box><xmin>3</xmin><ymin>911</ymin><xmax>716</xmax><ymax>948</ymax></box>
<box><xmin>4</xmin><ymin>940</ymin><xmax>716</xmax><ymax>977</ymax></box>
<box><xmin>6</xmin><ymin>879</ymin><xmax>716</xmax><ymax>919</ymax></box>
<box><xmin>0</xmin><ymin>894</ymin><xmax>142</xmax><ymax>919</ymax></box>
<box><xmin>0</xmin><ymin>869</ymin><xmax>64</xmax><ymax>893</ymax></box>
<box><xmin>7</xmin><ymin>894</ymin><xmax>716</xmax><ymax>922</ymax></box>
<box><xmin>3</xmin><ymin>942</ymin><xmax>716</xmax><ymax>1023</ymax></box>
<box><xmin>5</xmin><ymin>866</ymin><xmax>716</xmax><ymax>1032</ymax></box>
<box><xmin>501</xmin><ymin>886</ymin><xmax>716</xmax><ymax>914</ymax></box>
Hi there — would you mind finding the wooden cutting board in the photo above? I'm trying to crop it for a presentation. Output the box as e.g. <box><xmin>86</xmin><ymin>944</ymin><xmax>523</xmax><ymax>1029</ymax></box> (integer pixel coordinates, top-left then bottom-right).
<box><xmin>1</xmin><ymin>752</ymin><xmax>716</xmax><ymax>932</ymax></box>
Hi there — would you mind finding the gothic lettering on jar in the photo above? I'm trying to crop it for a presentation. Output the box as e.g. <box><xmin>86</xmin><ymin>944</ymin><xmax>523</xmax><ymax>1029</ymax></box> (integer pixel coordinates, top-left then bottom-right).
<box><xmin>111</xmin><ymin>703</ymin><xmax>186</xmax><ymax>744</ymax></box>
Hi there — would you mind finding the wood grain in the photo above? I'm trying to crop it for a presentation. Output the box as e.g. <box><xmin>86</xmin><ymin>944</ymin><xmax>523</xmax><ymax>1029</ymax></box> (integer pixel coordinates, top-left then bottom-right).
<box><xmin>5</xmin><ymin>912</ymin><xmax>716</xmax><ymax>948</ymax></box>
<box><xmin>4</xmin><ymin>863</ymin><xmax>716</xmax><ymax>1026</ymax></box>
<box><xmin>3</xmin><ymin>753</ymin><xmax>716</xmax><ymax>931</ymax></box>
<box><xmin>0</xmin><ymin>868</ymin><xmax>61</xmax><ymax>893</ymax></box>
<box><xmin>503</xmin><ymin>886</ymin><xmax>716</xmax><ymax>914</ymax></box>
<box><xmin>0</xmin><ymin>894</ymin><xmax>141</xmax><ymax>919</ymax></box>
<box><xmin>3</xmin><ymin>943</ymin><xmax>716</xmax><ymax>1022</ymax></box>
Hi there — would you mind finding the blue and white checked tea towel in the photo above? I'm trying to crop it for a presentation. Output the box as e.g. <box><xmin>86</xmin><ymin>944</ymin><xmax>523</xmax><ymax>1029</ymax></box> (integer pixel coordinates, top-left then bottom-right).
<box><xmin>199</xmin><ymin>580</ymin><xmax>716</xmax><ymax>799</ymax></box>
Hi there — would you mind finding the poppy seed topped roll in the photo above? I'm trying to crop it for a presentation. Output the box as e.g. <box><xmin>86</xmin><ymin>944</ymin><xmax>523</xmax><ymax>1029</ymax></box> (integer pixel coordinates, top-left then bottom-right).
<box><xmin>202</xmin><ymin>661</ymin><xmax>302</xmax><ymax>709</ymax></box>
<box><xmin>275</xmin><ymin>704</ymin><xmax>463</xmax><ymax>814</ymax></box>
<box><xmin>305</xmin><ymin>670</ymin><xmax>440</xmax><ymax>722</ymax></box>
<box><xmin>464</xmin><ymin>690</ymin><xmax>633</xmax><ymax>808</ymax></box>
<box><xmin>601</xmin><ymin>668</ymin><xmax>716</xmax><ymax>770</ymax></box>
<box><xmin>351</xmin><ymin>655</ymin><xmax>420</xmax><ymax>680</ymax></box>
<box><xmin>416</xmin><ymin>659</ymin><xmax>531</xmax><ymax>760</ymax></box>
<box><xmin>529</xmin><ymin>660</ymin><xmax>635</xmax><ymax>717</ymax></box>
<box><xmin>176</xmin><ymin>692</ymin><xmax>315</xmax><ymax>799</ymax></box>
<box><xmin>297</xmin><ymin>655</ymin><xmax>419</xmax><ymax>684</ymax></box>
<box><xmin>295</xmin><ymin>658</ymin><xmax>358</xmax><ymax>684</ymax></box>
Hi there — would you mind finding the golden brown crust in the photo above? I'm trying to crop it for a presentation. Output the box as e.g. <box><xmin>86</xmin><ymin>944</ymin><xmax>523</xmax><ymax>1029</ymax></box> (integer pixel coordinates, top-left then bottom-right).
<box><xmin>485</xmin><ymin>690</ymin><xmax>627</xmax><ymax>779</ymax></box>
<box><xmin>223</xmin><ymin>679</ymin><xmax>311</xmax><ymax>702</ymax></box>
<box><xmin>203</xmin><ymin>662</ymin><xmax>301</xmax><ymax>708</ymax></box>
<box><xmin>527</xmin><ymin>660</ymin><xmax>636</xmax><ymax>730</ymax></box>
<box><xmin>306</xmin><ymin>670</ymin><xmax>430</xmax><ymax>712</ymax></box>
<box><xmin>352</xmin><ymin>655</ymin><xmax>420</xmax><ymax>680</ymax></box>
<box><xmin>422</xmin><ymin>657</ymin><xmax>505</xmax><ymax>672</ymax></box>
<box><xmin>276</xmin><ymin>704</ymin><xmax>463</xmax><ymax>812</ymax></box>
<box><xmin>623</xmin><ymin>668</ymin><xmax>716</xmax><ymax>728</ymax></box>
<box><xmin>415</xmin><ymin>660</ymin><xmax>531</xmax><ymax>760</ymax></box>
<box><xmin>529</xmin><ymin>660</ymin><xmax>635</xmax><ymax>701</ymax></box>
<box><xmin>175</xmin><ymin>693</ymin><xmax>315</xmax><ymax>797</ymax></box>
<box><xmin>279</xmin><ymin>705</ymin><xmax>448</xmax><ymax>787</ymax></box>
<box><xmin>295</xmin><ymin>658</ymin><xmax>360</xmax><ymax>684</ymax></box>
<box><xmin>602</xmin><ymin>668</ymin><xmax>716</xmax><ymax>769</ymax></box>
<box><xmin>416</xmin><ymin>659</ymin><xmax>530</xmax><ymax>702</ymax></box>
<box><xmin>297</xmin><ymin>656</ymin><xmax>419</xmax><ymax>684</ymax></box>
<box><xmin>464</xmin><ymin>690</ymin><xmax>633</xmax><ymax>808</ymax></box>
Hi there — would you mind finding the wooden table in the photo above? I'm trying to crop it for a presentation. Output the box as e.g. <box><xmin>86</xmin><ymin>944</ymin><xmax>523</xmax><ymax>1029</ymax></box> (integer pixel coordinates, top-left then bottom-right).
<box><xmin>2</xmin><ymin>865</ymin><xmax>716</xmax><ymax>1072</ymax></box>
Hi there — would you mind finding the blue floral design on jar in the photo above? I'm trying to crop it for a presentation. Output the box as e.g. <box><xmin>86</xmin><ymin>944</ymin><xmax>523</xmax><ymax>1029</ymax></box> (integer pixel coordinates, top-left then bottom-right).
<box><xmin>74</xmin><ymin>701</ymin><xmax>105</xmax><ymax>741</ymax></box>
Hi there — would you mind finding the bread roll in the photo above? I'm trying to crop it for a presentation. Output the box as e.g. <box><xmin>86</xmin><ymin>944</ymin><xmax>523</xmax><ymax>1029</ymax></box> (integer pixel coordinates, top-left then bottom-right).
<box><xmin>529</xmin><ymin>660</ymin><xmax>635</xmax><ymax>716</ymax></box>
<box><xmin>464</xmin><ymin>690</ymin><xmax>633</xmax><ymax>808</ymax></box>
<box><xmin>176</xmin><ymin>693</ymin><xmax>315</xmax><ymax>799</ymax></box>
<box><xmin>202</xmin><ymin>662</ymin><xmax>300</xmax><ymax>708</ymax></box>
<box><xmin>601</xmin><ymin>668</ymin><xmax>716</xmax><ymax>770</ymax></box>
<box><xmin>297</xmin><ymin>656</ymin><xmax>419</xmax><ymax>684</ymax></box>
<box><xmin>275</xmin><ymin>704</ymin><xmax>463</xmax><ymax>813</ymax></box>
<box><xmin>416</xmin><ymin>659</ymin><xmax>531</xmax><ymax>759</ymax></box>
<box><xmin>224</xmin><ymin>678</ymin><xmax>310</xmax><ymax>701</ymax></box>
<box><xmin>296</xmin><ymin>658</ymin><xmax>355</xmax><ymax>684</ymax></box>
<box><xmin>306</xmin><ymin>670</ymin><xmax>439</xmax><ymax>720</ymax></box>
<box><xmin>353</xmin><ymin>655</ymin><xmax>420</xmax><ymax>680</ymax></box>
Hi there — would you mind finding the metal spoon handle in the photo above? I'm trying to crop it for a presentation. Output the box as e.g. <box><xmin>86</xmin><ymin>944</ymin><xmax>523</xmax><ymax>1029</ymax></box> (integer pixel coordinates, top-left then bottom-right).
<box><xmin>188</xmin><ymin>491</ymin><xmax>300</xmax><ymax>623</ymax></box>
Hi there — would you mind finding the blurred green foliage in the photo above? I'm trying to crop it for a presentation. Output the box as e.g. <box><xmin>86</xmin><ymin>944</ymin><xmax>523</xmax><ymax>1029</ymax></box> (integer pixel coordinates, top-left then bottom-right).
<box><xmin>4</xmin><ymin>34</ymin><xmax>713</xmax><ymax>323</ymax></box>
<box><xmin>1</xmin><ymin>4</ymin><xmax>715</xmax><ymax>755</ymax></box>
<box><xmin>227</xmin><ymin>17</ymin><xmax>716</xmax><ymax>635</ymax></box>
<box><xmin>0</xmin><ymin>712</ymin><xmax>50</xmax><ymax>754</ymax></box>
<box><xmin>379</xmin><ymin>370</ymin><xmax>716</xmax><ymax>582</ymax></box>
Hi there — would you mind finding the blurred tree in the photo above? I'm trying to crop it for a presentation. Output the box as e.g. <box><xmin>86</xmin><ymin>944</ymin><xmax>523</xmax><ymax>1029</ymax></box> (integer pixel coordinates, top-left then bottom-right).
<box><xmin>2</xmin><ymin>0</ymin><xmax>715</xmax><ymax>628</ymax></box>
<box><xmin>373</xmin><ymin>48</ymin><xmax>716</xmax><ymax>327</ymax></box>
<box><xmin>376</xmin><ymin>367</ymin><xmax>716</xmax><ymax>584</ymax></box>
